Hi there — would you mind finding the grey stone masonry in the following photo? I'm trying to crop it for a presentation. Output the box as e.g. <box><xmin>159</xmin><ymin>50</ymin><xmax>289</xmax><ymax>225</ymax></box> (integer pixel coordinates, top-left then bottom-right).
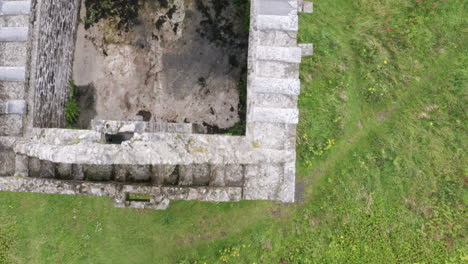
<box><xmin>0</xmin><ymin>66</ymin><xmax>25</xmax><ymax>81</ymax></box>
<box><xmin>0</xmin><ymin>1</ymin><xmax>31</xmax><ymax>15</ymax></box>
<box><xmin>0</xmin><ymin>27</ymin><xmax>28</xmax><ymax>41</ymax></box>
<box><xmin>0</xmin><ymin>0</ymin><xmax>314</xmax><ymax>208</ymax></box>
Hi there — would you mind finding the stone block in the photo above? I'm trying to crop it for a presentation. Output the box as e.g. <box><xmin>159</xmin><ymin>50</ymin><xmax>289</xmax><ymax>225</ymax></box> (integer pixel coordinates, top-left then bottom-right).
<box><xmin>247</xmin><ymin>122</ymin><xmax>296</xmax><ymax>150</ymax></box>
<box><xmin>0</xmin><ymin>42</ymin><xmax>27</xmax><ymax>67</ymax></box>
<box><xmin>0</xmin><ymin>15</ymin><xmax>29</xmax><ymax>27</ymax></box>
<box><xmin>209</xmin><ymin>165</ymin><xmax>244</xmax><ymax>187</ymax></box>
<box><xmin>0</xmin><ymin>1</ymin><xmax>31</xmax><ymax>15</ymax></box>
<box><xmin>251</xmin><ymin>77</ymin><xmax>300</xmax><ymax>95</ymax></box>
<box><xmin>0</xmin><ymin>81</ymin><xmax>25</xmax><ymax>100</ymax></box>
<box><xmin>299</xmin><ymin>43</ymin><xmax>313</xmax><ymax>56</ymax></box>
<box><xmin>0</xmin><ymin>27</ymin><xmax>28</xmax><ymax>42</ymax></box>
<box><xmin>0</xmin><ymin>144</ymin><xmax>15</xmax><ymax>176</ymax></box>
<box><xmin>127</xmin><ymin>165</ymin><xmax>151</xmax><ymax>182</ymax></box>
<box><xmin>6</xmin><ymin>100</ymin><xmax>26</xmax><ymax>114</ymax></box>
<box><xmin>300</xmin><ymin>1</ymin><xmax>313</xmax><ymax>13</ymax></box>
<box><xmin>250</xmin><ymin>107</ymin><xmax>299</xmax><ymax>124</ymax></box>
<box><xmin>151</xmin><ymin>165</ymin><xmax>178</xmax><ymax>185</ymax></box>
<box><xmin>256</xmin><ymin>60</ymin><xmax>299</xmax><ymax>79</ymax></box>
<box><xmin>250</xmin><ymin>93</ymin><xmax>298</xmax><ymax>109</ymax></box>
<box><xmin>0</xmin><ymin>114</ymin><xmax>22</xmax><ymax>136</ymax></box>
<box><xmin>256</xmin><ymin>14</ymin><xmax>298</xmax><ymax>32</ymax></box>
<box><xmin>0</xmin><ymin>66</ymin><xmax>25</xmax><ymax>81</ymax></box>
<box><xmin>243</xmin><ymin>164</ymin><xmax>283</xmax><ymax>200</ymax></box>
<box><xmin>15</xmin><ymin>154</ymin><xmax>28</xmax><ymax>177</ymax></box>
<box><xmin>257</xmin><ymin>46</ymin><xmax>302</xmax><ymax>63</ymax></box>
<box><xmin>258</xmin><ymin>30</ymin><xmax>297</xmax><ymax>47</ymax></box>
<box><xmin>56</xmin><ymin>163</ymin><xmax>73</xmax><ymax>180</ymax></box>
<box><xmin>83</xmin><ymin>165</ymin><xmax>113</xmax><ymax>181</ymax></box>
<box><xmin>179</xmin><ymin>164</ymin><xmax>211</xmax><ymax>186</ymax></box>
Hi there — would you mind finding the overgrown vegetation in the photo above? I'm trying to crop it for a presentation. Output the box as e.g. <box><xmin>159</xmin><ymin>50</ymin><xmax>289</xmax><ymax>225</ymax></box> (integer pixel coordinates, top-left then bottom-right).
<box><xmin>0</xmin><ymin>0</ymin><xmax>466</xmax><ymax>262</ymax></box>
<box><xmin>83</xmin><ymin>0</ymin><xmax>142</xmax><ymax>31</ymax></box>
<box><xmin>65</xmin><ymin>80</ymin><xmax>80</xmax><ymax>127</ymax></box>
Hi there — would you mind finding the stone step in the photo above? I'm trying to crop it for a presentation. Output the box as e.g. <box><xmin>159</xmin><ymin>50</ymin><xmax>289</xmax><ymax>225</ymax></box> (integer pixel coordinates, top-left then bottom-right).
<box><xmin>0</xmin><ymin>27</ymin><xmax>28</xmax><ymax>42</ymax></box>
<box><xmin>256</xmin><ymin>14</ymin><xmax>298</xmax><ymax>32</ymax></box>
<box><xmin>0</xmin><ymin>1</ymin><xmax>31</xmax><ymax>15</ymax></box>
<box><xmin>251</xmin><ymin>77</ymin><xmax>300</xmax><ymax>95</ymax></box>
<box><xmin>0</xmin><ymin>42</ymin><xmax>27</xmax><ymax>66</ymax></box>
<box><xmin>0</xmin><ymin>81</ymin><xmax>25</xmax><ymax>99</ymax></box>
<box><xmin>257</xmin><ymin>46</ymin><xmax>302</xmax><ymax>63</ymax></box>
<box><xmin>258</xmin><ymin>30</ymin><xmax>297</xmax><ymax>47</ymax></box>
<box><xmin>249</xmin><ymin>107</ymin><xmax>299</xmax><ymax>124</ymax></box>
<box><xmin>0</xmin><ymin>14</ymin><xmax>29</xmax><ymax>27</ymax></box>
<box><xmin>250</xmin><ymin>92</ymin><xmax>297</xmax><ymax>109</ymax></box>
<box><xmin>256</xmin><ymin>60</ymin><xmax>299</xmax><ymax>79</ymax></box>
<box><xmin>0</xmin><ymin>66</ymin><xmax>25</xmax><ymax>81</ymax></box>
<box><xmin>257</xmin><ymin>0</ymin><xmax>297</xmax><ymax>16</ymax></box>
<box><xmin>0</xmin><ymin>99</ymin><xmax>26</xmax><ymax>114</ymax></box>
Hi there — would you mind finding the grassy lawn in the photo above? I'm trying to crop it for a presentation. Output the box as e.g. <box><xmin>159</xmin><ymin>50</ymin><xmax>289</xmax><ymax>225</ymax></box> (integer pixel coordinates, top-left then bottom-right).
<box><xmin>0</xmin><ymin>0</ymin><xmax>466</xmax><ymax>263</ymax></box>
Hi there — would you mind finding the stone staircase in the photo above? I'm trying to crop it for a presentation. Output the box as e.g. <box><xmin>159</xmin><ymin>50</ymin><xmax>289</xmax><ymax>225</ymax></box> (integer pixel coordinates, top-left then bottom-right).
<box><xmin>0</xmin><ymin>0</ymin><xmax>30</xmax><ymax>137</ymax></box>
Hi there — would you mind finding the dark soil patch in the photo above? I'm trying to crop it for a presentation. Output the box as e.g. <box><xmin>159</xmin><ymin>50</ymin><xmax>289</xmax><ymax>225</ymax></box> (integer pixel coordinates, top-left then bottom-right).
<box><xmin>75</xmin><ymin>84</ymin><xmax>96</xmax><ymax>129</ymax></box>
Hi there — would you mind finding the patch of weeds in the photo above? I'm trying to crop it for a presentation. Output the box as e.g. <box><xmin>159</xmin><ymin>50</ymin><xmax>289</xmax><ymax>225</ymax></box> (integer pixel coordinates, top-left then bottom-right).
<box><xmin>0</xmin><ymin>216</ymin><xmax>16</xmax><ymax>264</ymax></box>
<box><xmin>224</xmin><ymin>73</ymin><xmax>247</xmax><ymax>136</ymax></box>
<box><xmin>83</xmin><ymin>0</ymin><xmax>142</xmax><ymax>31</ymax></box>
<box><xmin>65</xmin><ymin>80</ymin><xmax>80</xmax><ymax>126</ymax></box>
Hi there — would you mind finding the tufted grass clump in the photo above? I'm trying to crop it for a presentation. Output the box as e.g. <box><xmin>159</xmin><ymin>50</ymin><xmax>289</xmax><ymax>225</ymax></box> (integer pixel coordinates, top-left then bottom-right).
<box><xmin>64</xmin><ymin>80</ymin><xmax>80</xmax><ymax>126</ymax></box>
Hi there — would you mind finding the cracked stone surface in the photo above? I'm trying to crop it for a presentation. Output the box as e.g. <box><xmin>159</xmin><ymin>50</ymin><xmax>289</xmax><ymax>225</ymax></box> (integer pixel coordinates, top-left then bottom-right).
<box><xmin>73</xmin><ymin>0</ymin><xmax>248</xmax><ymax>129</ymax></box>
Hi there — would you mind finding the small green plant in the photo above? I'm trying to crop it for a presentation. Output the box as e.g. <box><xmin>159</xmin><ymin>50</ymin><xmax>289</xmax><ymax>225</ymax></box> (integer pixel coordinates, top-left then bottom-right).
<box><xmin>65</xmin><ymin>80</ymin><xmax>80</xmax><ymax>126</ymax></box>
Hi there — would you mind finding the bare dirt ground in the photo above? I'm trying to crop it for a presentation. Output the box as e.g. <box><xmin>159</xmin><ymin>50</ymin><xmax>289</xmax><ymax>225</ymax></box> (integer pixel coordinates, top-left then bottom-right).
<box><xmin>72</xmin><ymin>0</ymin><xmax>248</xmax><ymax>129</ymax></box>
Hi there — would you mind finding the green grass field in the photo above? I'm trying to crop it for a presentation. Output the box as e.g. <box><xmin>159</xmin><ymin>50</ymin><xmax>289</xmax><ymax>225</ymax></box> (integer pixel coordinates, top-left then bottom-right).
<box><xmin>1</xmin><ymin>0</ymin><xmax>466</xmax><ymax>263</ymax></box>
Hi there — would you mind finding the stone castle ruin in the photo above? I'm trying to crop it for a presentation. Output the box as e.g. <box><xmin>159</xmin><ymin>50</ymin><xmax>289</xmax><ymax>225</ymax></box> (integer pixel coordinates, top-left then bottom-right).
<box><xmin>0</xmin><ymin>0</ymin><xmax>313</xmax><ymax>209</ymax></box>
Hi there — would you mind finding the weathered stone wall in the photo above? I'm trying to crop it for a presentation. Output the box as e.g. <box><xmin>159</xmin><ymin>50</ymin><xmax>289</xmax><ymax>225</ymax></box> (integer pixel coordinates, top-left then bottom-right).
<box><xmin>31</xmin><ymin>0</ymin><xmax>80</xmax><ymax>127</ymax></box>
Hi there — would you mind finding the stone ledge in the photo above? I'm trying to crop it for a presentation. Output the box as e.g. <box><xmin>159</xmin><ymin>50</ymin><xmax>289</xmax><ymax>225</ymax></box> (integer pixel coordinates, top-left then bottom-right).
<box><xmin>0</xmin><ymin>66</ymin><xmax>25</xmax><ymax>81</ymax></box>
<box><xmin>256</xmin><ymin>14</ymin><xmax>298</xmax><ymax>32</ymax></box>
<box><xmin>0</xmin><ymin>27</ymin><xmax>28</xmax><ymax>42</ymax></box>
<box><xmin>256</xmin><ymin>60</ymin><xmax>300</xmax><ymax>79</ymax></box>
<box><xmin>249</xmin><ymin>107</ymin><xmax>299</xmax><ymax>124</ymax></box>
<box><xmin>0</xmin><ymin>1</ymin><xmax>31</xmax><ymax>16</ymax></box>
<box><xmin>13</xmin><ymin>136</ymin><xmax>296</xmax><ymax>165</ymax></box>
<box><xmin>251</xmin><ymin>77</ymin><xmax>300</xmax><ymax>95</ymax></box>
<box><xmin>0</xmin><ymin>100</ymin><xmax>26</xmax><ymax>114</ymax></box>
<box><xmin>257</xmin><ymin>45</ymin><xmax>302</xmax><ymax>63</ymax></box>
